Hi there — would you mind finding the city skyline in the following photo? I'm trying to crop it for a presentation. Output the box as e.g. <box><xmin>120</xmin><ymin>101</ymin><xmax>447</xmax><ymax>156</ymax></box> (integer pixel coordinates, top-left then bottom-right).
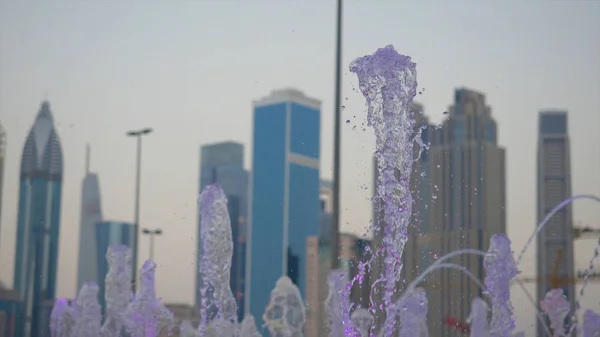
<box><xmin>0</xmin><ymin>2</ymin><xmax>599</xmax><ymax>336</ymax></box>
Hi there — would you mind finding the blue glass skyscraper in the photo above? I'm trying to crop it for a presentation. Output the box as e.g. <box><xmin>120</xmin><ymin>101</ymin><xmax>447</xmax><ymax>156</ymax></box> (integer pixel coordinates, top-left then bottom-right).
<box><xmin>13</xmin><ymin>101</ymin><xmax>63</xmax><ymax>337</ymax></box>
<box><xmin>95</xmin><ymin>221</ymin><xmax>134</xmax><ymax>315</ymax></box>
<box><xmin>246</xmin><ymin>89</ymin><xmax>321</xmax><ymax>331</ymax></box>
<box><xmin>196</xmin><ymin>141</ymin><xmax>248</xmax><ymax>322</ymax></box>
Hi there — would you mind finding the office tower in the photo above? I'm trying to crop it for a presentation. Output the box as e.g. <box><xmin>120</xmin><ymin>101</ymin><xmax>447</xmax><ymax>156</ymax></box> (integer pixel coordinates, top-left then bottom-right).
<box><xmin>305</xmin><ymin>233</ymin><xmax>372</xmax><ymax>337</ymax></box>
<box><xmin>95</xmin><ymin>221</ymin><xmax>134</xmax><ymax>314</ymax></box>
<box><xmin>413</xmin><ymin>89</ymin><xmax>506</xmax><ymax>337</ymax></box>
<box><xmin>319</xmin><ymin>180</ymin><xmax>333</xmax><ymax>239</ymax></box>
<box><xmin>0</xmin><ymin>285</ymin><xmax>23</xmax><ymax>337</ymax></box>
<box><xmin>0</xmin><ymin>122</ymin><xmax>5</xmax><ymax>251</ymax></box>
<box><xmin>76</xmin><ymin>145</ymin><xmax>104</xmax><ymax>293</ymax></box>
<box><xmin>246</xmin><ymin>89</ymin><xmax>321</xmax><ymax>331</ymax></box>
<box><xmin>13</xmin><ymin>101</ymin><xmax>64</xmax><ymax>337</ymax></box>
<box><xmin>196</xmin><ymin>141</ymin><xmax>248</xmax><ymax>322</ymax></box>
<box><xmin>536</xmin><ymin>111</ymin><xmax>575</xmax><ymax>337</ymax></box>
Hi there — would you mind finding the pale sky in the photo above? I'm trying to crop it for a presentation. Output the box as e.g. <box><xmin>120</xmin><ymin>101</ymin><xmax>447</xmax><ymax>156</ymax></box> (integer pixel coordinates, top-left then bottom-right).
<box><xmin>0</xmin><ymin>1</ymin><xmax>599</xmax><ymax>335</ymax></box>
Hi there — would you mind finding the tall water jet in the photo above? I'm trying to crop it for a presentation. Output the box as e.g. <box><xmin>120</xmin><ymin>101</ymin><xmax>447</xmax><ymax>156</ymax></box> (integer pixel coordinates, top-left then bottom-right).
<box><xmin>468</xmin><ymin>298</ymin><xmax>490</xmax><ymax>337</ymax></box>
<box><xmin>396</xmin><ymin>287</ymin><xmax>428</xmax><ymax>337</ymax></box>
<box><xmin>540</xmin><ymin>288</ymin><xmax>570</xmax><ymax>337</ymax></box>
<box><xmin>350</xmin><ymin>45</ymin><xmax>419</xmax><ymax>336</ymax></box>
<box><xmin>484</xmin><ymin>234</ymin><xmax>518</xmax><ymax>337</ymax></box>
<box><xmin>125</xmin><ymin>260</ymin><xmax>174</xmax><ymax>337</ymax></box>
<box><xmin>582</xmin><ymin>309</ymin><xmax>600</xmax><ymax>337</ymax></box>
<box><xmin>197</xmin><ymin>184</ymin><xmax>238</xmax><ymax>335</ymax></box>
<box><xmin>239</xmin><ymin>315</ymin><xmax>262</xmax><ymax>337</ymax></box>
<box><xmin>263</xmin><ymin>276</ymin><xmax>306</xmax><ymax>337</ymax></box>
<box><xmin>101</xmin><ymin>245</ymin><xmax>133</xmax><ymax>337</ymax></box>
<box><xmin>71</xmin><ymin>282</ymin><xmax>102</xmax><ymax>337</ymax></box>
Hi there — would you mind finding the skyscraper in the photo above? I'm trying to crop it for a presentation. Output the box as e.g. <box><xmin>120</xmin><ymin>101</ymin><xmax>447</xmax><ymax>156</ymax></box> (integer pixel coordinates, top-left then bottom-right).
<box><xmin>0</xmin><ymin>122</ymin><xmax>6</xmax><ymax>251</ymax></box>
<box><xmin>13</xmin><ymin>101</ymin><xmax>64</xmax><ymax>337</ymax></box>
<box><xmin>196</xmin><ymin>141</ymin><xmax>248</xmax><ymax>322</ymax></box>
<box><xmin>536</xmin><ymin>111</ymin><xmax>575</xmax><ymax>337</ymax></box>
<box><xmin>76</xmin><ymin>144</ymin><xmax>104</xmax><ymax>293</ymax></box>
<box><xmin>246</xmin><ymin>89</ymin><xmax>321</xmax><ymax>331</ymax></box>
<box><xmin>95</xmin><ymin>221</ymin><xmax>134</xmax><ymax>315</ymax></box>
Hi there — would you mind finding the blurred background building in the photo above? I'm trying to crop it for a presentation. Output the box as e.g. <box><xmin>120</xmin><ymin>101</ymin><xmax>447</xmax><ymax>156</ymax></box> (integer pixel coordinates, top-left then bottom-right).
<box><xmin>246</xmin><ymin>88</ymin><xmax>321</xmax><ymax>333</ymax></box>
<box><xmin>0</xmin><ymin>284</ymin><xmax>23</xmax><ymax>337</ymax></box>
<box><xmin>76</xmin><ymin>144</ymin><xmax>104</xmax><ymax>295</ymax></box>
<box><xmin>0</xmin><ymin>122</ymin><xmax>6</xmax><ymax>254</ymax></box>
<box><xmin>94</xmin><ymin>221</ymin><xmax>134</xmax><ymax>315</ymax></box>
<box><xmin>536</xmin><ymin>111</ymin><xmax>575</xmax><ymax>337</ymax></box>
<box><xmin>13</xmin><ymin>101</ymin><xmax>64</xmax><ymax>337</ymax></box>
<box><xmin>196</xmin><ymin>141</ymin><xmax>248</xmax><ymax>321</ymax></box>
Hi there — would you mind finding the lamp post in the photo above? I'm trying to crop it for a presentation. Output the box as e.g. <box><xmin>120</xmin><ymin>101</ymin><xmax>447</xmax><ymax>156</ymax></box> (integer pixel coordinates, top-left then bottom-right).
<box><xmin>142</xmin><ymin>228</ymin><xmax>163</xmax><ymax>261</ymax></box>
<box><xmin>126</xmin><ymin>127</ymin><xmax>153</xmax><ymax>290</ymax></box>
<box><xmin>331</xmin><ymin>0</ymin><xmax>343</xmax><ymax>270</ymax></box>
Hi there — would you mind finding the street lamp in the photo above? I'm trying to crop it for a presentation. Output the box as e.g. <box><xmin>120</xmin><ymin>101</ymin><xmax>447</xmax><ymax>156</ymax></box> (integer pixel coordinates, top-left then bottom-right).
<box><xmin>126</xmin><ymin>127</ymin><xmax>153</xmax><ymax>290</ymax></box>
<box><xmin>142</xmin><ymin>228</ymin><xmax>163</xmax><ymax>261</ymax></box>
<box><xmin>331</xmin><ymin>0</ymin><xmax>343</xmax><ymax>270</ymax></box>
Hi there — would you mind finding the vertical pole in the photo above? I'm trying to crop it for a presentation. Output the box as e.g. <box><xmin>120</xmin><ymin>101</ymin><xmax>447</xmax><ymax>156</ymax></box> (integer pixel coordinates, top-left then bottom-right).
<box><xmin>331</xmin><ymin>0</ymin><xmax>343</xmax><ymax>270</ymax></box>
<box><xmin>132</xmin><ymin>136</ymin><xmax>142</xmax><ymax>290</ymax></box>
<box><xmin>149</xmin><ymin>234</ymin><xmax>155</xmax><ymax>262</ymax></box>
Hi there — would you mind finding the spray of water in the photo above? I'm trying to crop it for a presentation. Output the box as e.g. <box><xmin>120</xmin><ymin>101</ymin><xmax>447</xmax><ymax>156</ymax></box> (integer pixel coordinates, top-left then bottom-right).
<box><xmin>262</xmin><ymin>276</ymin><xmax>306</xmax><ymax>337</ymax></box>
<box><xmin>197</xmin><ymin>184</ymin><xmax>238</xmax><ymax>335</ymax></box>
<box><xmin>540</xmin><ymin>289</ymin><xmax>570</xmax><ymax>337</ymax></box>
<box><xmin>350</xmin><ymin>44</ymin><xmax>419</xmax><ymax>337</ymax></box>
<box><xmin>101</xmin><ymin>245</ymin><xmax>132</xmax><ymax>337</ymax></box>
<box><xmin>71</xmin><ymin>282</ymin><xmax>102</xmax><ymax>337</ymax></box>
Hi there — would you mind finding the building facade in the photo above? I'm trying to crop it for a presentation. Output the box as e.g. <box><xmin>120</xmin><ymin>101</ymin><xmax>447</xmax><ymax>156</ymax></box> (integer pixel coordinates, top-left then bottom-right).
<box><xmin>536</xmin><ymin>111</ymin><xmax>575</xmax><ymax>337</ymax></box>
<box><xmin>0</xmin><ymin>285</ymin><xmax>23</xmax><ymax>337</ymax></box>
<box><xmin>13</xmin><ymin>101</ymin><xmax>64</xmax><ymax>337</ymax></box>
<box><xmin>196</xmin><ymin>141</ymin><xmax>248</xmax><ymax>322</ymax></box>
<box><xmin>95</xmin><ymin>221</ymin><xmax>134</xmax><ymax>314</ymax></box>
<box><xmin>0</xmin><ymin>122</ymin><xmax>6</xmax><ymax>252</ymax></box>
<box><xmin>76</xmin><ymin>145</ymin><xmax>104</xmax><ymax>293</ymax></box>
<box><xmin>246</xmin><ymin>89</ymin><xmax>321</xmax><ymax>333</ymax></box>
<box><xmin>420</xmin><ymin>89</ymin><xmax>506</xmax><ymax>337</ymax></box>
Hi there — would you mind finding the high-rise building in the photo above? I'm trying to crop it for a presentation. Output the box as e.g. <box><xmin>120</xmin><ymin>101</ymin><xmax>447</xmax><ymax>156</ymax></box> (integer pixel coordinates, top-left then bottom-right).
<box><xmin>305</xmin><ymin>233</ymin><xmax>372</xmax><ymax>337</ymax></box>
<box><xmin>76</xmin><ymin>144</ymin><xmax>104</xmax><ymax>293</ymax></box>
<box><xmin>95</xmin><ymin>221</ymin><xmax>134</xmax><ymax>314</ymax></box>
<box><xmin>196</xmin><ymin>141</ymin><xmax>248</xmax><ymax>322</ymax></box>
<box><xmin>319</xmin><ymin>180</ymin><xmax>333</xmax><ymax>239</ymax></box>
<box><xmin>0</xmin><ymin>284</ymin><xmax>23</xmax><ymax>337</ymax></box>
<box><xmin>536</xmin><ymin>111</ymin><xmax>575</xmax><ymax>337</ymax></box>
<box><xmin>13</xmin><ymin>101</ymin><xmax>64</xmax><ymax>337</ymax></box>
<box><xmin>246</xmin><ymin>89</ymin><xmax>321</xmax><ymax>332</ymax></box>
<box><xmin>0</xmin><ymin>122</ymin><xmax>6</xmax><ymax>251</ymax></box>
<box><xmin>416</xmin><ymin>89</ymin><xmax>506</xmax><ymax>337</ymax></box>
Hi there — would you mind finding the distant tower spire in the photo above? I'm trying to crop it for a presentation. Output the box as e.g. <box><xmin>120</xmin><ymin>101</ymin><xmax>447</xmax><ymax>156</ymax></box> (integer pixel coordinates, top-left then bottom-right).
<box><xmin>85</xmin><ymin>144</ymin><xmax>90</xmax><ymax>174</ymax></box>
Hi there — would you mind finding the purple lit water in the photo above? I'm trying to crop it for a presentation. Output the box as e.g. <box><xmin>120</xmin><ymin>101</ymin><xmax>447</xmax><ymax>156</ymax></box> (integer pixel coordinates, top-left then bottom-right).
<box><xmin>350</xmin><ymin>45</ymin><xmax>419</xmax><ymax>337</ymax></box>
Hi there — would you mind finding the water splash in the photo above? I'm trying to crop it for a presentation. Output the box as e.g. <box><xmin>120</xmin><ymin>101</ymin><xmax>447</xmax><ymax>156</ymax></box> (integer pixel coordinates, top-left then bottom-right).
<box><xmin>582</xmin><ymin>310</ymin><xmax>600</xmax><ymax>337</ymax></box>
<box><xmin>101</xmin><ymin>245</ymin><xmax>132</xmax><ymax>337</ymax></box>
<box><xmin>350</xmin><ymin>44</ymin><xmax>419</xmax><ymax>337</ymax></box>
<box><xmin>71</xmin><ymin>282</ymin><xmax>102</xmax><ymax>337</ymax></box>
<box><xmin>396</xmin><ymin>287</ymin><xmax>428</xmax><ymax>337</ymax></box>
<box><xmin>207</xmin><ymin>318</ymin><xmax>235</xmax><ymax>337</ymax></box>
<box><xmin>351</xmin><ymin>308</ymin><xmax>373</xmax><ymax>337</ymax></box>
<box><xmin>49</xmin><ymin>298</ymin><xmax>75</xmax><ymax>337</ymax></box>
<box><xmin>326</xmin><ymin>269</ymin><xmax>348</xmax><ymax>337</ymax></box>
<box><xmin>125</xmin><ymin>260</ymin><xmax>174</xmax><ymax>337</ymax></box>
<box><xmin>263</xmin><ymin>276</ymin><xmax>306</xmax><ymax>337</ymax></box>
<box><xmin>484</xmin><ymin>234</ymin><xmax>519</xmax><ymax>337</ymax></box>
<box><xmin>239</xmin><ymin>315</ymin><xmax>262</xmax><ymax>337</ymax></box>
<box><xmin>468</xmin><ymin>298</ymin><xmax>490</xmax><ymax>337</ymax></box>
<box><xmin>540</xmin><ymin>289</ymin><xmax>570</xmax><ymax>337</ymax></box>
<box><xmin>180</xmin><ymin>320</ymin><xmax>199</xmax><ymax>337</ymax></box>
<box><xmin>198</xmin><ymin>184</ymin><xmax>238</xmax><ymax>335</ymax></box>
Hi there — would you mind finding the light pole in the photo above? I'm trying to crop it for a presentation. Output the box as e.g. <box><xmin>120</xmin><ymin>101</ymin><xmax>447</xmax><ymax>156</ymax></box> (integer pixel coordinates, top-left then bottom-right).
<box><xmin>126</xmin><ymin>127</ymin><xmax>153</xmax><ymax>290</ymax></box>
<box><xmin>142</xmin><ymin>228</ymin><xmax>163</xmax><ymax>261</ymax></box>
<box><xmin>331</xmin><ymin>0</ymin><xmax>343</xmax><ymax>270</ymax></box>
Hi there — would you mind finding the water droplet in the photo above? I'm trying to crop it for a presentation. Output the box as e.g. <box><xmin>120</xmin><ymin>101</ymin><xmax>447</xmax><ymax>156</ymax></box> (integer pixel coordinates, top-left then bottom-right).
<box><xmin>346</xmin><ymin>120</ymin><xmax>350</xmax><ymax>124</ymax></box>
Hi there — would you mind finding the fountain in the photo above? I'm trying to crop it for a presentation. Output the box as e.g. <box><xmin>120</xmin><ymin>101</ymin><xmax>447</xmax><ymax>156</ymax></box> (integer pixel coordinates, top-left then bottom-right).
<box><xmin>49</xmin><ymin>45</ymin><xmax>600</xmax><ymax>337</ymax></box>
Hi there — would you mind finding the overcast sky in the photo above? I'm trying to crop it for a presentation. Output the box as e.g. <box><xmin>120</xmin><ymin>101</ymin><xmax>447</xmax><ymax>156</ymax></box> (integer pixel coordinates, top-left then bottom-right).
<box><xmin>0</xmin><ymin>1</ymin><xmax>599</xmax><ymax>334</ymax></box>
